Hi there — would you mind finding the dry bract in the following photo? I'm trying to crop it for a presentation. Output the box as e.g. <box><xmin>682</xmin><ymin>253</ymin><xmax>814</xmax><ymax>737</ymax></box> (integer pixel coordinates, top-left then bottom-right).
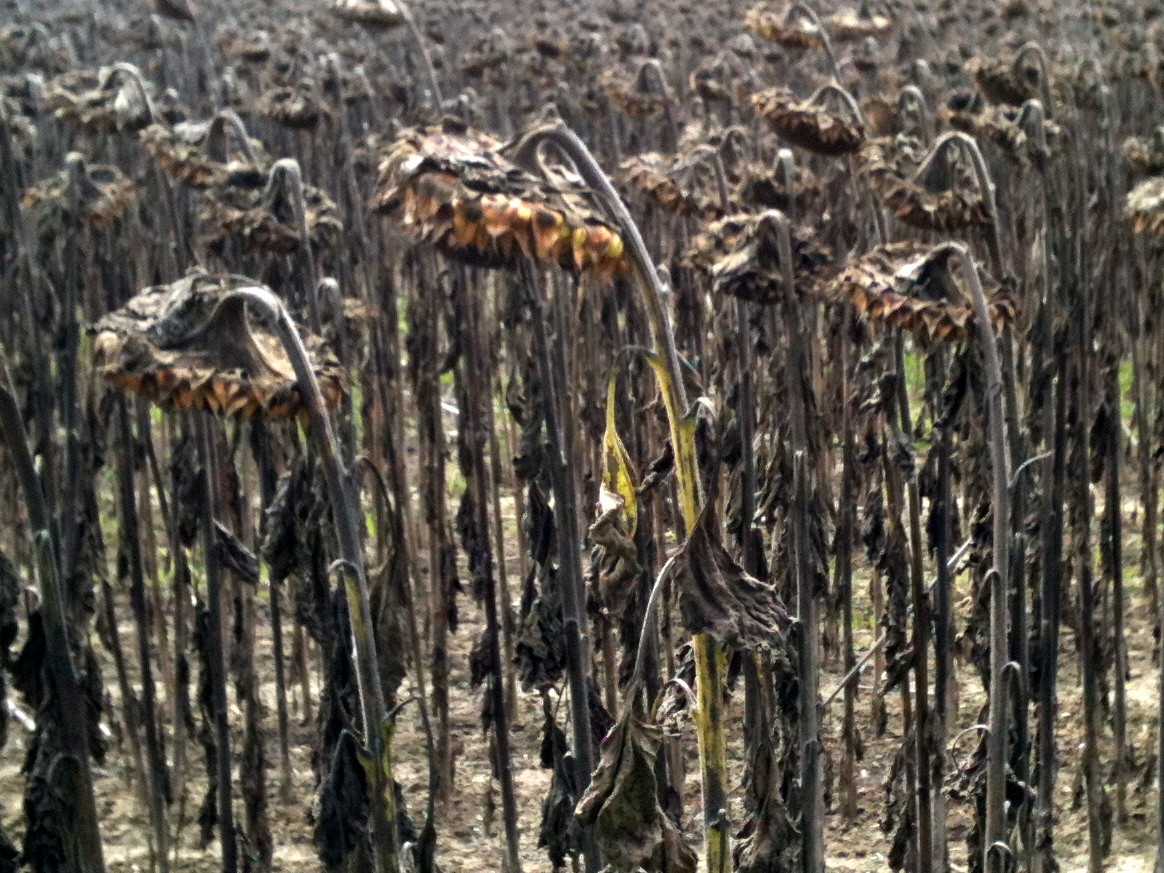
<box><xmin>828</xmin><ymin>242</ymin><xmax>1015</xmax><ymax>342</ymax></box>
<box><xmin>863</xmin><ymin>137</ymin><xmax>991</xmax><ymax>231</ymax></box>
<box><xmin>374</xmin><ymin>123</ymin><xmax>626</xmax><ymax>278</ymax></box>
<box><xmin>92</xmin><ymin>272</ymin><xmax>345</xmax><ymax>420</ymax></box>
<box><xmin>752</xmin><ymin>88</ymin><xmax>865</xmax><ymax>155</ymax></box>
<box><xmin>22</xmin><ymin>163</ymin><xmax>137</xmax><ymax>227</ymax></box>
<box><xmin>686</xmin><ymin>210</ymin><xmax>832</xmax><ymax>305</ymax></box>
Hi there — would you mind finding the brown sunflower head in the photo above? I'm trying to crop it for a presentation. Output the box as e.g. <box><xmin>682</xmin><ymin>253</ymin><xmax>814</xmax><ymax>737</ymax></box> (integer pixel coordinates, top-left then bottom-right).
<box><xmin>825</xmin><ymin>8</ymin><xmax>892</xmax><ymax>41</ymax></box>
<box><xmin>620</xmin><ymin>151</ymin><xmax>723</xmax><ymax>220</ymax></box>
<box><xmin>745</xmin><ymin>3</ymin><xmax>825</xmax><ymax>49</ymax></box>
<box><xmin>966</xmin><ymin>45</ymin><xmax>1049</xmax><ymax>107</ymax></box>
<box><xmin>44</xmin><ymin>65</ymin><xmax>155</xmax><ymax>133</ymax></box>
<box><xmin>92</xmin><ymin>272</ymin><xmax>345</xmax><ymax>420</ymax></box>
<box><xmin>941</xmin><ymin>100</ymin><xmax>1059</xmax><ymax>162</ymax></box>
<box><xmin>1124</xmin><ymin>128</ymin><xmax>1164</xmax><ymax>176</ymax></box>
<box><xmin>141</xmin><ymin>114</ymin><xmax>269</xmax><ymax>189</ymax></box>
<box><xmin>257</xmin><ymin>80</ymin><xmax>331</xmax><ymax>130</ymax></box>
<box><xmin>599</xmin><ymin>60</ymin><xmax>672</xmax><ymax>118</ymax></box>
<box><xmin>862</xmin><ymin>136</ymin><xmax>992</xmax><ymax>232</ymax></box>
<box><xmin>686</xmin><ymin>210</ymin><xmax>833</xmax><ymax>305</ymax></box>
<box><xmin>752</xmin><ymin>86</ymin><xmax>865</xmax><ymax>155</ymax></box>
<box><xmin>1126</xmin><ymin>176</ymin><xmax>1164</xmax><ymax>237</ymax></box>
<box><xmin>374</xmin><ymin>121</ymin><xmax>625</xmax><ymax>279</ymax></box>
<box><xmin>22</xmin><ymin>158</ymin><xmax>136</xmax><ymax>227</ymax></box>
<box><xmin>329</xmin><ymin>0</ymin><xmax>405</xmax><ymax>29</ymax></box>
<box><xmin>198</xmin><ymin>162</ymin><xmax>342</xmax><ymax>255</ymax></box>
<box><xmin>827</xmin><ymin>242</ymin><xmax>1016</xmax><ymax>342</ymax></box>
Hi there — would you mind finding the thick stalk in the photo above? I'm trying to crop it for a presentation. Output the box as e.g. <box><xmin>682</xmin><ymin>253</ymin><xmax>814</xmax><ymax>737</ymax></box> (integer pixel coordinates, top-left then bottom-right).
<box><xmin>195</xmin><ymin>415</ymin><xmax>238</xmax><ymax>873</ymax></box>
<box><xmin>893</xmin><ymin>335</ymin><xmax>933</xmax><ymax>873</ymax></box>
<box><xmin>1105</xmin><ymin>365</ymin><xmax>1128</xmax><ymax>822</ymax></box>
<box><xmin>945</xmin><ymin>246</ymin><xmax>1011</xmax><ymax>873</ymax></box>
<box><xmin>1034</xmin><ymin>355</ymin><xmax>1067</xmax><ymax>873</ymax></box>
<box><xmin>452</xmin><ymin>271</ymin><xmax>522</xmax><ymax>873</ymax></box>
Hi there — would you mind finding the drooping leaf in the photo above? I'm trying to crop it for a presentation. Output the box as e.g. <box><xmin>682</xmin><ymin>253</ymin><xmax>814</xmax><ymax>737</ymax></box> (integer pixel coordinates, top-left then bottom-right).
<box><xmin>668</xmin><ymin>502</ymin><xmax>791</xmax><ymax>651</ymax></box>
<box><xmin>576</xmin><ymin>711</ymin><xmax>696</xmax><ymax>873</ymax></box>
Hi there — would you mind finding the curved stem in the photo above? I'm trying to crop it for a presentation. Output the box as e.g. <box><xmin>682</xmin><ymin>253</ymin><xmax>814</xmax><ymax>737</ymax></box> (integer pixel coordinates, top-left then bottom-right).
<box><xmin>510</xmin><ymin>121</ymin><xmax>728</xmax><ymax>873</ymax></box>
<box><xmin>786</xmin><ymin>2</ymin><xmax>840</xmax><ymax>79</ymax></box>
<box><xmin>636</xmin><ymin>58</ymin><xmax>680</xmax><ymax>152</ymax></box>
<box><xmin>913</xmin><ymin>132</ymin><xmax>1005</xmax><ymax>274</ymax></box>
<box><xmin>228</xmin><ymin>287</ymin><xmax>400</xmax><ymax>873</ymax></box>
<box><xmin>943</xmin><ymin>244</ymin><xmax>1011</xmax><ymax>873</ymax></box>
<box><xmin>206</xmin><ymin>109</ymin><xmax>259</xmax><ymax>165</ymax></box>
<box><xmin>263</xmin><ymin>159</ymin><xmax>321</xmax><ymax>331</ymax></box>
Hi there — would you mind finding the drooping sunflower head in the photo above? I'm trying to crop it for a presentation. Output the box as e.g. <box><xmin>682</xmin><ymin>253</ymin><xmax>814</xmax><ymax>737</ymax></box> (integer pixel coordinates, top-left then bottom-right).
<box><xmin>375</xmin><ymin>121</ymin><xmax>626</xmax><ymax>280</ymax></box>
<box><xmin>92</xmin><ymin>272</ymin><xmax>346</xmax><ymax>421</ymax></box>
<box><xmin>827</xmin><ymin>242</ymin><xmax>1016</xmax><ymax>343</ymax></box>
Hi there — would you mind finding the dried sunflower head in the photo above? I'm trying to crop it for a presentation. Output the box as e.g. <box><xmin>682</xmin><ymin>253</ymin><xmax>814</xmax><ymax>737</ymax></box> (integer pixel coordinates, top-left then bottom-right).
<box><xmin>620</xmin><ymin>152</ymin><xmax>723</xmax><ymax>220</ymax></box>
<box><xmin>1123</xmin><ymin>128</ymin><xmax>1164</xmax><ymax>176</ymax></box>
<box><xmin>329</xmin><ymin>0</ymin><xmax>404</xmax><ymax>28</ymax></box>
<box><xmin>752</xmin><ymin>87</ymin><xmax>865</xmax><ymax>155</ymax></box>
<box><xmin>257</xmin><ymin>80</ymin><xmax>331</xmax><ymax>130</ymax></box>
<box><xmin>862</xmin><ymin>136</ymin><xmax>991</xmax><ymax>231</ymax></box>
<box><xmin>44</xmin><ymin>66</ymin><xmax>154</xmax><ymax>133</ymax></box>
<box><xmin>141</xmin><ymin>118</ymin><xmax>269</xmax><ymax>189</ymax></box>
<box><xmin>1126</xmin><ymin>176</ymin><xmax>1164</xmax><ymax>237</ymax></box>
<box><xmin>23</xmin><ymin>161</ymin><xmax>136</xmax><ymax>227</ymax></box>
<box><xmin>827</xmin><ymin>8</ymin><xmax>892</xmax><ymax>41</ymax></box>
<box><xmin>198</xmin><ymin>166</ymin><xmax>342</xmax><ymax>255</ymax></box>
<box><xmin>374</xmin><ymin>121</ymin><xmax>625</xmax><ymax>279</ymax></box>
<box><xmin>967</xmin><ymin>50</ymin><xmax>1046</xmax><ymax>107</ymax></box>
<box><xmin>599</xmin><ymin>62</ymin><xmax>671</xmax><ymax>118</ymax></box>
<box><xmin>686</xmin><ymin>210</ymin><xmax>833</xmax><ymax>305</ymax></box>
<box><xmin>92</xmin><ymin>272</ymin><xmax>345</xmax><ymax>420</ymax></box>
<box><xmin>745</xmin><ymin>3</ymin><xmax>825</xmax><ymax>49</ymax></box>
<box><xmin>827</xmin><ymin>242</ymin><xmax>1015</xmax><ymax>342</ymax></box>
<box><xmin>941</xmin><ymin>101</ymin><xmax>1059</xmax><ymax>162</ymax></box>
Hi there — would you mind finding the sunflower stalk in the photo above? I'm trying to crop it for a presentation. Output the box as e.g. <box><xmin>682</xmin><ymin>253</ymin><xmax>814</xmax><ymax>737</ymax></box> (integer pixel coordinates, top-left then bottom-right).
<box><xmin>0</xmin><ymin>348</ymin><xmax>107</xmax><ymax>873</ymax></box>
<box><xmin>512</xmin><ymin>121</ymin><xmax>730</xmax><ymax>873</ymax></box>
<box><xmin>226</xmin><ymin>287</ymin><xmax>400</xmax><ymax>873</ymax></box>
<box><xmin>941</xmin><ymin>244</ymin><xmax>1011</xmax><ymax>873</ymax></box>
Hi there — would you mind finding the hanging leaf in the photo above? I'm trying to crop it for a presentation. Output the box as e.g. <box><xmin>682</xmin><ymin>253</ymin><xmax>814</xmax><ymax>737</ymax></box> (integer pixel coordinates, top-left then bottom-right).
<box><xmin>576</xmin><ymin>711</ymin><xmax>697</xmax><ymax>873</ymax></box>
<box><xmin>668</xmin><ymin>502</ymin><xmax>791</xmax><ymax>651</ymax></box>
<box><xmin>315</xmin><ymin>730</ymin><xmax>370</xmax><ymax>869</ymax></box>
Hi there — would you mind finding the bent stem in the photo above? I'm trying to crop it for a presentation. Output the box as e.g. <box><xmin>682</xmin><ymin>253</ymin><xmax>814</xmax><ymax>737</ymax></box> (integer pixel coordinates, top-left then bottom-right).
<box><xmin>941</xmin><ymin>244</ymin><xmax>1011</xmax><ymax>873</ymax></box>
<box><xmin>227</xmin><ymin>287</ymin><xmax>399</xmax><ymax>873</ymax></box>
<box><xmin>512</xmin><ymin>121</ymin><xmax>730</xmax><ymax>873</ymax></box>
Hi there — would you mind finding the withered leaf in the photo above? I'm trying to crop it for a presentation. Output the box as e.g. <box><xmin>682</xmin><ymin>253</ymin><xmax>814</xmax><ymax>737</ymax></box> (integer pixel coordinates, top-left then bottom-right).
<box><xmin>669</xmin><ymin>502</ymin><xmax>790</xmax><ymax>650</ymax></box>
<box><xmin>576</xmin><ymin>711</ymin><xmax>697</xmax><ymax>873</ymax></box>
